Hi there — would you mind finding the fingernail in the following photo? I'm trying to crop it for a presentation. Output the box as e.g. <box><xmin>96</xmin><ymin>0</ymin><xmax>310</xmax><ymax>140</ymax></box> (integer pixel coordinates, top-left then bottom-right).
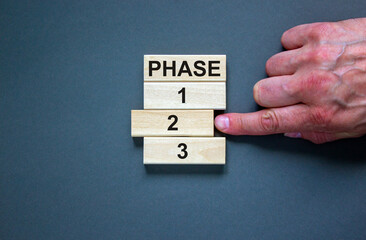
<box><xmin>284</xmin><ymin>132</ymin><xmax>302</xmax><ymax>138</ymax></box>
<box><xmin>215</xmin><ymin>115</ymin><xmax>229</xmax><ymax>131</ymax></box>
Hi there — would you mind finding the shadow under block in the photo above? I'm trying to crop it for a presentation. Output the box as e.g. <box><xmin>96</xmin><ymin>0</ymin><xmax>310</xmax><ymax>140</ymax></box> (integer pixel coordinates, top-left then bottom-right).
<box><xmin>131</xmin><ymin>110</ymin><xmax>214</xmax><ymax>137</ymax></box>
<box><xmin>144</xmin><ymin>82</ymin><xmax>226</xmax><ymax>110</ymax></box>
<box><xmin>144</xmin><ymin>137</ymin><xmax>226</xmax><ymax>164</ymax></box>
<box><xmin>144</xmin><ymin>55</ymin><xmax>226</xmax><ymax>81</ymax></box>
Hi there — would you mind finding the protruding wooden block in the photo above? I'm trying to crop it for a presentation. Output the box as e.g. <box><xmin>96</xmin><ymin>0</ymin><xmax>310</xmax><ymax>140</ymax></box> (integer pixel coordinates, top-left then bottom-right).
<box><xmin>144</xmin><ymin>82</ymin><xmax>226</xmax><ymax>110</ymax></box>
<box><xmin>131</xmin><ymin>110</ymin><xmax>214</xmax><ymax>137</ymax></box>
<box><xmin>144</xmin><ymin>137</ymin><xmax>226</xmax><ymax>164</ymax></box>
<box><xmin>144</xmin><ymin>55</ymin><xmax>226</xmax><ymax>81</ymax></box>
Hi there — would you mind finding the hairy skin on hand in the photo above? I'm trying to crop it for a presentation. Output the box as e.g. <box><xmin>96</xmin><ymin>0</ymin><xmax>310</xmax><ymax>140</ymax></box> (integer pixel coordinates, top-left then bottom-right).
<box><xmin>215</xmin><ymin>18</ymin><xmax>366</xmax><ymax>143</ymax></box>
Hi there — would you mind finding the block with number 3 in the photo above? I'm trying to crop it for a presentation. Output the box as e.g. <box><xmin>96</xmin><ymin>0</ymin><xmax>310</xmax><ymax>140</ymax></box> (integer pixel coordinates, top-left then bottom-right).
<box><xmin>144</xmin><ymin>137</ymin><xmax>225</xmax><ymax>164</ymax></box>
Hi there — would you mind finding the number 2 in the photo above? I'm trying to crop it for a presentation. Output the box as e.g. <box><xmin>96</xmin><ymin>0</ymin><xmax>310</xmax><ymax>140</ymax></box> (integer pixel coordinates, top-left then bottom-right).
<box><xmin>167</xmin><ymin>115</ymin><xmax>178</xmax><ymax>131</ymax></box>
<box><xmin>178</xmin><ymin>87</ymin><xmax>185</xmax><ymax>103</ymax></box>
<box><xmin>177</xmin><ymin>143</ymin><xmax>188</xmax><ymax>159</ymax></box>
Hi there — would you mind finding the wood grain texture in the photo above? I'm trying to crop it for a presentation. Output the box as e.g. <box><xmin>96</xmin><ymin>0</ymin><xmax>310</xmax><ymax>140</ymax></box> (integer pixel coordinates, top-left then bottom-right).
<box><xmin>144</xmin><ymin>82</ymin><xmax>226</xmax><ymax>109</ymax></box>
<box><xmin>131</xmin><ymin>110</ymin><xmax>214</xmax><ymax>137</ymax></box>
<box><xmin>144</xmin><ymin>55</ymin><xmax>226</xmax><ymax>81</ymax></box>
<box><xmin>144</xmin><ymin>137</ymin><xmax>226</xmax><ymax>164</ymax></box>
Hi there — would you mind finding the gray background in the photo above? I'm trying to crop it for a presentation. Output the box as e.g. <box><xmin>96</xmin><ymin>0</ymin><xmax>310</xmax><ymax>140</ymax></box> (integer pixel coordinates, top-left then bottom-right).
<box><xmin>1</xmin><ymin>1</ymin><xmax>366</xmax><ymax>239</ymax></box>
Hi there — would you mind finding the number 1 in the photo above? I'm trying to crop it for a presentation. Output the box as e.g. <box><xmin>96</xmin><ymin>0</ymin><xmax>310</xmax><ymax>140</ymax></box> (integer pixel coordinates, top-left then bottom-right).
<box><xmin>178</xmin><ymin>87</ymin><xmax>185</xmax><ymax>103</ymax></box>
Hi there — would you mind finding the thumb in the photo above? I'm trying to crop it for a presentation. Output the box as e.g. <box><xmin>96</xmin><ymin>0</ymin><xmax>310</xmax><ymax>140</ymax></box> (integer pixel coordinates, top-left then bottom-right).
<box><xmin>299</xmin><ymin>131</ymin><xmax>363</xmax><ymax>144</ymax></box>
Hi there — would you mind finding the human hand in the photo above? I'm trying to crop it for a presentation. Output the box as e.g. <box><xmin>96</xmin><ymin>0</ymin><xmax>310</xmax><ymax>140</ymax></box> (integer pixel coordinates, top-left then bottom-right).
<box><xmin>215</xmin><ymin>18</ymin><xmax>366</xmax><ymax>143</ymax></box>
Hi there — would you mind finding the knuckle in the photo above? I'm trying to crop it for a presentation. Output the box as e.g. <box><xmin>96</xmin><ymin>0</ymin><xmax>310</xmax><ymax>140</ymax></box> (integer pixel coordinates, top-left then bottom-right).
<box><xmin>235</xmin><ymin>115</ymin><xmax>246</xmax><ymax>132</ymax></box>
<box><xmin>301</xmin><ymin>71</ymin><xmax>320</xmax><ymax>90</ymax></box>
<box><xmin>308</xmin><ymin>107</ymin><xmax>333</xmax><ymax>127</ymax></box>
<box><xmin>308</xmin><ymin>22</ymin><xmax>332</xmax><ymax>41</ymax></box>
<box><xmin>302</xmin><ymin>70</ymin><xmax>336</xmax><ymax>91</ymax></box>
<box><xmin>260</xmin><ymin>110</ymin><xmax>280</xmax><ymax>132</ymax></box>
<box><xmin>309</xmin><ymin>45</ymin><xmax>330</xmax><ymax>63</ymax></box>
<box><xmin>282</xmin><ymin>79</ymin><xmax>297</xmax><ymax>97</ymax></box>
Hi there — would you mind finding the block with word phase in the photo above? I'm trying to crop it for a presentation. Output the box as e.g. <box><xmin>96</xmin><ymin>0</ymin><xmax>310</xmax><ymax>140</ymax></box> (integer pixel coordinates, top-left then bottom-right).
<box><xmin>144</xmin><ymin>82</ymin><xmax>226</xmax><ymax>109</ymax></box>
<box><xmin>131</xmin><ymin>110</ymin><xmax>214</xmax><ymax>137</ymax></box>
<box><xmin>144</xmin><ymin>137</ymin><xmax>225</xmax><ymax>164</ymax></box>
<box><xmin>144</xmin><ymin>55</ymin><xmax>226</xmax><ymax>81</ymax></box>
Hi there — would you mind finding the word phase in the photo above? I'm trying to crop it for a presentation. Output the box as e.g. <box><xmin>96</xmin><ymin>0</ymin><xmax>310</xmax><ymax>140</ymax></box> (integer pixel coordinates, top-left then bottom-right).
<box><xmin>132</xmin><ymin>55</ymin><xmax>226</xmax><ymax>165</ymax></box>
<box><xmin>144</xmin><ymin>55</ymin><xmax>226</xmax><ymax>81</ymax></box>
<box><xmin>148</xmin><ymin>60</ymin><xmax>221</xmax><ymax>77</ymax></box>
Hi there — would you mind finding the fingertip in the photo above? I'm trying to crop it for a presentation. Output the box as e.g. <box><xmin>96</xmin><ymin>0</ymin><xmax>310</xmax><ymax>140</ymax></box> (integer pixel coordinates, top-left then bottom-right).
<box><xmin>253</xmin><ymin>83</ymin><xmax>260</xmax><ymax>104</ymax></box>
<box><xmin>215</xmin><ymin>114</ymin><xmax>230</xmax><ymax>132</ymax></box>
<box><xmin>216</xmin><ymin>113</ymin><xmax>250</xmax><ymax>135</ymax></box>
<box><xmin>265</xmin><ymin>56</ymin><xmax>275</xmax><ymax>76</ymax></box>
<box><xmin>281</xmin><ymin>29</ymin><xmax>291</xmax><ymax>48</ymax></box>
<box><xmin>281</xmin><ymin>25</ymin><xmax>306</xmax><ymax>50</ymax></box>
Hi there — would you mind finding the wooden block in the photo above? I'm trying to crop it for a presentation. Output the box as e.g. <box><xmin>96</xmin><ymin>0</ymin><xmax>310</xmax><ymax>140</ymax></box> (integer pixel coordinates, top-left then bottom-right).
<box><xmin>131</xmin><ymin>110</ymin><xmax>214</xmax><ymax>137</ymax></box>
<box><xmin>144</xmin><ymin>55</ymin><xmax>226</xmax><ymax>81</ymax></box>
<box><xmin>144</xmin><ymin>137</ymin><xmax>226</xmax><ymax>164</ymax></box>
<box><xmin>144</xmin><ymin>82</ymin><xmax>226</xmax><ymax>110</ymax></box>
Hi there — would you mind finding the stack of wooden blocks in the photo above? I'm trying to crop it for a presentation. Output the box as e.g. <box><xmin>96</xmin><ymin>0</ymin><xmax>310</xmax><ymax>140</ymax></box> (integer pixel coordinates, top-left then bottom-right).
<box><xmin>131</xmin><ymin>55</ymin><xmax>226</xmax><ymax>164</ymax></box>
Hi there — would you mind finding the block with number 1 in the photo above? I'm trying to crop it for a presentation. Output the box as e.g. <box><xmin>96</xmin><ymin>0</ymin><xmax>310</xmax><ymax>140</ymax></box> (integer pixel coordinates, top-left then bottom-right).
<box><xmin>144</xmin><ymin>82</ymin><xmax>226</xmax><ymax>109</ymax></box>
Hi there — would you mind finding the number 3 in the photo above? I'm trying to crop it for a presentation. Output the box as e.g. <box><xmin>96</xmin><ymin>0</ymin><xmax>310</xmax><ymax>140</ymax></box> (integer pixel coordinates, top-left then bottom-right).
<box><xmin>177</xmin><ymin>143</ymin><xmax>188</xmax><ymax>159</ymax></box>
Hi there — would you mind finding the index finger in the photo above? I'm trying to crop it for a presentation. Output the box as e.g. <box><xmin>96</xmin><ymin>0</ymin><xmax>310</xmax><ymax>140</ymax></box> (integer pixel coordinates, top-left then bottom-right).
<box><xmin>215</xmin><ymin>104</ymin><xmax>314</xmax><ymax>135</ymax></box>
